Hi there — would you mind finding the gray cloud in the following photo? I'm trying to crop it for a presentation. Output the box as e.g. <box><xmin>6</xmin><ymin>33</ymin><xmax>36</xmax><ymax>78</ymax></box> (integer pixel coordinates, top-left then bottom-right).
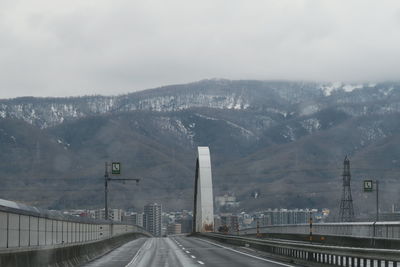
<box><xmin>0</xmin><ymin>0</ymin><xmax>400</xmax><ymax>98</ymax></box>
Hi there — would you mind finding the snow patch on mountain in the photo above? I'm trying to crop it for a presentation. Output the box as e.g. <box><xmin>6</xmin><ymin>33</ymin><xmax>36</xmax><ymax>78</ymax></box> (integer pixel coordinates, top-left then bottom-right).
<box><xmin>195</xmin><ymin>113</ymin><xmax>219</xmax><ymax>121</ymax></box>
<box><xmin>320</xmin><ymin>82</ymin><xmax>364</xmax><ymax>96</ymax></box>
<box><xmin>358</xmin><ymin>123</ymin><xmax>386</xmax><ymax>145</ymax></box>
<box><xmin>300</xmin><ymin>104</ymin><xmax>319</xmax><ymax>116</ymax></box>
<box><xmin>155</xmin><ymin>117</ymin><xmax>194</xmax><ymax>143</ymax></box>
<box><xmin>343</xmin><ymin>84</ymin><xmax>363</xmax><ymax>92</ymax></box>
<box><xmin>266</xmin><ymin>108</ymin><xmax>288</xmax><ymax>117</ymax></box>
<box><xmin>282</xmin><ymin>126</ymin><xmax>296</xmax><ymax>141</ymax></box>
<box><xmin>320</xmin><ymin>82</ymin><xmax>343</xmax><ymax>96</ymax></box>
<box><xmin>301</xmin><ymin>118</ymin><xmax>321</xmax><ymax>133</ymax></box>
<box><xmin>195</xmin><ymin>113</ymin><xmax>254</xmax><ymax>138</ymax></box>
<box><xmin>225</xmin><ymin>121</ymin><xmax>255</xmax><ymax>138</ymax></box>
<box><xmin>128</xmin><ymin>93</ymin><xmax>250</xmax><ymax>112</ymax></box>
<box><xmin>380</xmin><ymin>87</ymin><xmax>394</xmax><ymax>96</ymax></box>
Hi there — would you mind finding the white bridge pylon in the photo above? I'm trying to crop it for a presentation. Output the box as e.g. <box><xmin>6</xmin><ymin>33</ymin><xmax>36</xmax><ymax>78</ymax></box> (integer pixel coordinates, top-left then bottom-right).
<box><xmin>193</xmin><ymin>146</ymin><xmax>214</xmax><ymax>232</ymax></box>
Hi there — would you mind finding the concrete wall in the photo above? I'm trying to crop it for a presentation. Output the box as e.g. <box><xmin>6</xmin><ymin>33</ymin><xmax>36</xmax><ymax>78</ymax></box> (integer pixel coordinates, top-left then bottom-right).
<box><xmin>0</xmin><ymin>232</ymin><xmax>147</xmax><ymax>267</ymax></box>
<box><xmin>0</xmin><ymin>211</ymin><xmax>147</xmax><ymax>249</ymax></box>
<box><xmin>0</xmin><ymin>202</ymin><xmax>151</xmax><ymax>266</ymax></box>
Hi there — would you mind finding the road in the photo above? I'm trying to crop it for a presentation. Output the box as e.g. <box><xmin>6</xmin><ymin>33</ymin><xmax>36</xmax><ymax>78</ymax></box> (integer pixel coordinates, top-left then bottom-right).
<box><xmin>83</xmin><ymin>236</ymin><xmax>297</xmax><ymax>267</ymax></box>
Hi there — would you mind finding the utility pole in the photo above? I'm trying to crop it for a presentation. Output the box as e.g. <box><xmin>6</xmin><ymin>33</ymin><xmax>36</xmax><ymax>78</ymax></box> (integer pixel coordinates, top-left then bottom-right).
<box><xmin>104</xmin><ymin>161</ymin><xmax>140</xmax><ymax>221</ymax></box>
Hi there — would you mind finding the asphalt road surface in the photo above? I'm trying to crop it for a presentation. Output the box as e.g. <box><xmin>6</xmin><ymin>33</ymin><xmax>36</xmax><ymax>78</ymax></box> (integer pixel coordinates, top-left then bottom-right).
<box><xmin>83</xmin><ymin>236</ymin><xmax>297</xmax><ymax>267</ymax></box>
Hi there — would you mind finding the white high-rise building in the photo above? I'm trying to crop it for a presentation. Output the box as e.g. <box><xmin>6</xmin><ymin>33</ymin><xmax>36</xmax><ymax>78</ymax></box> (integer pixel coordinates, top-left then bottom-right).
<box><xmin>137</xmin><ymin>213</ymin><xmax>144</xmax><ymax>227</ymax></box>
<box><xmin>143</xmin><ymin>203</ymin><xmax>162</xmax><ymax>237</ymax></box>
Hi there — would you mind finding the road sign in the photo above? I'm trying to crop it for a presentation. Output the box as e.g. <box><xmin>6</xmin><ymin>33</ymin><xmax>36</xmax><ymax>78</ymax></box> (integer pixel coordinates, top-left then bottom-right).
<box><xmin>112</xmin><ymin>162</ymin><xmax>121</xmax><ymax>175</ymax></box>
<box><xmin>364</xmin><ymin>180</ymin><xmax>373</xmax><ymax>192</ymax></box>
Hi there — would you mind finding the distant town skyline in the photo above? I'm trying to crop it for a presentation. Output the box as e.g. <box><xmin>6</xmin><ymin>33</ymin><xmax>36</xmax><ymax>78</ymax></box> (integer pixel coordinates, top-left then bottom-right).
<box><xmin>0</xmin><ymin>1</ymin><xmax>400</xmax><ymax>99</ymax></box>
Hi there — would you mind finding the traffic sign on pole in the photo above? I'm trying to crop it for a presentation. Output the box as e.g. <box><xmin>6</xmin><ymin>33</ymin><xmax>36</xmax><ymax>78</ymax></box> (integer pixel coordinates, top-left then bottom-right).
<box><xmin>363</xmin><ymin>180</ymin><xmax>373</xmax><ymax>192</ymax></box>
<box><xmin>112</xmin><ymin>162</ymin><xmax>121</xmax><ymax>175</ymax></box>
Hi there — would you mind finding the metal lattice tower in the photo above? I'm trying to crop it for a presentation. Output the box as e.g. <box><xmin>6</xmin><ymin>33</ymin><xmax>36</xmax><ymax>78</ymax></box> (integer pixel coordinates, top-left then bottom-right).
<box><xmin>339</xmin><ymin>156</ymin><xmax>355</xmax><ymax>222</ymax></box>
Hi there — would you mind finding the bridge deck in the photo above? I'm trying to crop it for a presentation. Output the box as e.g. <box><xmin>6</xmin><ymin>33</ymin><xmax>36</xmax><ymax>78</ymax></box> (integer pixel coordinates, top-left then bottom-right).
<box><xmin>83</xmin><ymin>236</ymin><xmax>296</xmax><ymax>267</ymax></box>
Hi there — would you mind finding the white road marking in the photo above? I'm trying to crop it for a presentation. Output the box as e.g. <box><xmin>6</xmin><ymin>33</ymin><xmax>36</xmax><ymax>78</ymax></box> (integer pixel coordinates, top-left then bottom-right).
<box><xmin>186</xmin><ymin>250</ymin><xmax>190</xmax><ymax>253</ymax></box>
<box><xmin>198</xmin><ymin>260</ymin><xmax>205</xmax><ymax>265</ymax></box>
<box><xmin>196</xmin><ymin>238</ymin><xmax>296</xmax><ymax>267</ymax></box>
<box><xmin>191</xmin><ymin>255</ymin><xmax>196</xmax><ymax>259</ymax></box>
<box><xmin>124</xmin><ymin>239</ymin><xmax>150</xmax><ymax>267</ymax></box>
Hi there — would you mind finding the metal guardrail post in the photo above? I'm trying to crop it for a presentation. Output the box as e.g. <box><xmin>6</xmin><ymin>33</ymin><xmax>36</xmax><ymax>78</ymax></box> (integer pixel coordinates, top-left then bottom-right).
<box><xmin>6</xmin><ymin>212</ymin><xmax>9</xmax><ymax>248</ymax></box>
<box><xmin>28</xmin><ymin>216</ymin><xmax>31</xmax><ymax>246</ymax></box>
<box><xmin>44</xmin><ymin>218</ymin><xmax>47</xmax><ymax>246</ymax></box>
<box><xmin>18</xmin><ymin>214</ymin><xmax>21</xmax><ymax>247</ymax></box>
<box><xmin>37</xmin><ymin>216</ymin><xmax>39</xmax><ymax>246</ymax></box>
<box><xmin>309</xmin><ymin>212</ymin><xmax>313</xmax><ymax>242</ymax></box>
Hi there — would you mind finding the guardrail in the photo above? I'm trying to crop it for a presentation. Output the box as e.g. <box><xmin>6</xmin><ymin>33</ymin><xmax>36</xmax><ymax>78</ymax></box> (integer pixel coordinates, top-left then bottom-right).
<box><xmin>0</xmin><ymin>198</ymin><xmax>149</xmax><ymax>250</ymax></box>
<box><xmin>239</xmin><ymin>221</ymin><xmax>400</xmax><ymax>239</ymax></box>
<box><xmin>201</xmin><ymin>232</ymin><xmax>400</xmax><ymax>267</ymax></box>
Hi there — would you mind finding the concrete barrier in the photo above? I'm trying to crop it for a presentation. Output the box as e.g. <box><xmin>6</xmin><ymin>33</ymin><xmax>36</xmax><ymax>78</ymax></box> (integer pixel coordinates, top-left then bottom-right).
<box><xmin>199</xmin><ymin>233</ymin><xmax>400</xmax><ymax>267</ymax></box>
<box><xmin>0</xmin><ymin>232</ymin><xmax>147</xmax><ymax>267</ymax></box>
<box><xmin>0</xmin><ymin>198</ymin><xmax>152</xmax><ymax>266</ymax></box>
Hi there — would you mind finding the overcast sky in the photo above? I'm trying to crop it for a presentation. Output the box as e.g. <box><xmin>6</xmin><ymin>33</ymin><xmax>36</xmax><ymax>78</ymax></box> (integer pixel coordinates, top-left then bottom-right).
<box><xmin>0</xmin><ymin>0</ymin><xmax>399</xmax><ymax>98</ymax></box>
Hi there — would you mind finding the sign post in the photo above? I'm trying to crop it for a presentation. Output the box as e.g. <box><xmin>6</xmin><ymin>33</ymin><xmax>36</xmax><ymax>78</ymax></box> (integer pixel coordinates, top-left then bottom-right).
<box><xmin>104</xmin><ymin>161</ymin><xmax>140</xmax><ymax>220</ymax></box>
<box><xmin>363</xmin><ymin>179</ymin><xmax>379</xmax><ymax>221</ymax></box>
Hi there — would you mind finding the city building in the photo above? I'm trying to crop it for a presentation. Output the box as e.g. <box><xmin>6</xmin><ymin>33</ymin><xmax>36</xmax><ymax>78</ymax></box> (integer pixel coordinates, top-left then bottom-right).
<box><xmin>215</xmin><ymin>194</ymin><xmax>239</xmax><ymax>212</ymax></box>
<box><xmin>176</xmin><ymin>214</ymin><xmax>193</xmax><ymax>233</ymax></box>
<box><xmin>260</xmin><ymin>209</ymin><xmax>315</xmax><ymax>226</ymax></box>
<box><xmin>143</xmin><ymin>203</ymin><xmax>162</xmax><ymax>237</ymax></box>
<box><xmin>167</xmin><ymin>223</ymin><xmax>182</xmax><ymax>235</ymax></box>
<box><xmin>137</xmin><ymin>213</ymin><xmax>144</xmax><ymax>227</ymax></box>
<box><xmin>122</xmin><ymin>212</ymin><xmax>138</xmax><ymax>225</ymax></box>
<box><xmin>220</xmin><ymin>214</ymin><xmax>239</xmax><ymax>233</ymax></box>
<box><xmin>94</xmin><ymin>208</ymin><xmax>123</xmax><ymax>221</ymax></box>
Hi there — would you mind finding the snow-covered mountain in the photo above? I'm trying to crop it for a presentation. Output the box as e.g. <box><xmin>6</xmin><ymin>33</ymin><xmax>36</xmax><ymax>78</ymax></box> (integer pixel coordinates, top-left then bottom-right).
<box><xmin>2</xmin><ymin>79</ymin><xmax>400</xmax><ymax>129</ymax></box>
<box><xmin>1</xmin><ymin>79</ymin><xmax>400</xmax><ymax>212</ymax></box>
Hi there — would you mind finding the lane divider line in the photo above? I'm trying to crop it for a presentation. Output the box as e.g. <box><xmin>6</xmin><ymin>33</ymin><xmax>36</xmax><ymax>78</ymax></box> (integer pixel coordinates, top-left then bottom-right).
<box><xmin>175</xmin><ymin>238</ymin><xmax>202</xmax><ymax>265</ymax></box>
<box><xmin>195</xmin><ymin>238</ymin><xmax>295</xmax><ymax>267</ymax></box>
<box><xmin>124</xmin><ymin>239</ymin><xmax>150</xmax><ymax>267</ymax></box>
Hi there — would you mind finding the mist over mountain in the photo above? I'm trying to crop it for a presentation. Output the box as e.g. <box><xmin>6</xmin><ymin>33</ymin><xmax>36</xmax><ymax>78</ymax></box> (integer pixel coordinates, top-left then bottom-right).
<box><xmin>1</xmin><ymin>79</ymin><xmax>400</xmax><ymax>216</ymax></box>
